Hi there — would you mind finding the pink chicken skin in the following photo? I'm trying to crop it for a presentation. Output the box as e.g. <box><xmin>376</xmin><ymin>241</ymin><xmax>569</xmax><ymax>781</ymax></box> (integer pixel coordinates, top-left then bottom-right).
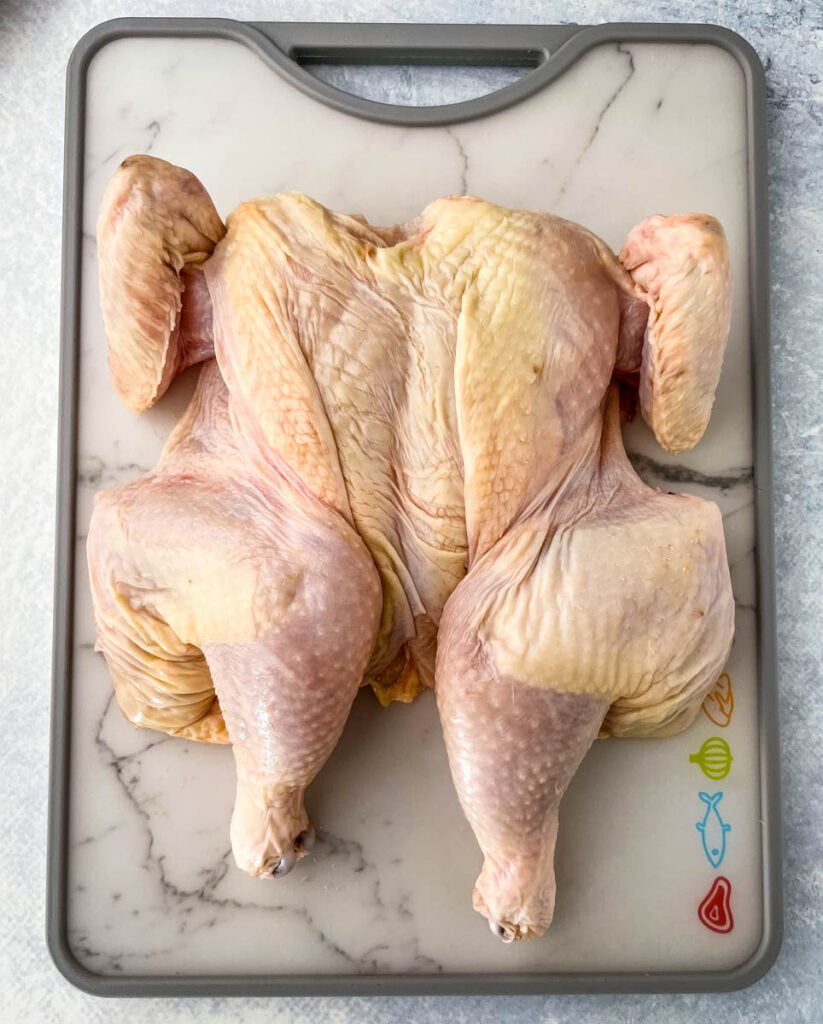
<box><xmin>90</xmin><ymin>155</ymin><xmax>733</xmax><ymax>939</ymax></box>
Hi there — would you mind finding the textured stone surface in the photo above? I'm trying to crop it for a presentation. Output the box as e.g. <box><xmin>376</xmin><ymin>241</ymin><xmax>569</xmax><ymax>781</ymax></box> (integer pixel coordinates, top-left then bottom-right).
<box><xmin>0</xmin><ymin>0</ymin><xmax>820</xmax><ymax>1021</ymax></box>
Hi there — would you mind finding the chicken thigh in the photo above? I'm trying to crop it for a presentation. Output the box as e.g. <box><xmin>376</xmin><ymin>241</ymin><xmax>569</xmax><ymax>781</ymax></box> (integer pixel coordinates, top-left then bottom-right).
<box><xmin>90</xmin><ymin>156</ymin><xmax>733</xmax><ymax>936</ymax></box>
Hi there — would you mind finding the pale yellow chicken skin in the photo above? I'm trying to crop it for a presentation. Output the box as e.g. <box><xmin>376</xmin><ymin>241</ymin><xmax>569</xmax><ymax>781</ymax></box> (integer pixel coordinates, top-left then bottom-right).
<box><xmin>90</xmin><ymin>156</ymin><xmax>733</xmax><ymax>940</ymax></box>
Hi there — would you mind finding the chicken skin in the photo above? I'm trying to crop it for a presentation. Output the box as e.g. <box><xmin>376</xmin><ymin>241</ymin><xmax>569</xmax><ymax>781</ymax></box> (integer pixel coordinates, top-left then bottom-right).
<box><xmin>89</xmin><ymin>155</ymin><xmax>733</xmax><ymax>937</ymax></box>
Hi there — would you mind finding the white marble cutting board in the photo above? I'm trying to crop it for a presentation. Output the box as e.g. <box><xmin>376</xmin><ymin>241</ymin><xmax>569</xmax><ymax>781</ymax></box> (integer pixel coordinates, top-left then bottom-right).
<box><xmin>67</xmin><ymin>30</ymin><xmax>763</xmax><ymax>978</ymax></box>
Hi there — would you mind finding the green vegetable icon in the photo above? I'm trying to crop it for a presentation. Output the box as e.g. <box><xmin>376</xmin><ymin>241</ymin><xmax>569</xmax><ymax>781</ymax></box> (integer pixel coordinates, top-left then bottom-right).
<box><xmin>689</xmin><ymin>736</ymin><xmax>733</xmax><ymax>780</ymax></box>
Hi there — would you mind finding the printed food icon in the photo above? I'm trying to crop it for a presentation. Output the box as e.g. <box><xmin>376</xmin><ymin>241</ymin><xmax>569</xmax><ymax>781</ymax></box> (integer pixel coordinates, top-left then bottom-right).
<box><xmin>698</xmin><ymin>877</ymin><xmax>734</xmax><ymax>934</ymax></box>
<box><xmin>702</xmin><ymin>672</ymin><xmax>735</xmax><ymax>727</ymax></box>
<box><xmin>689</xmin><ymin>736</ymin><xmax>733</xmax><ymax>780</ymax></box>
<box><xmin>696</xmin><ymin>791</ymin><xmax>731</xmax><ymax>868</ymax></box>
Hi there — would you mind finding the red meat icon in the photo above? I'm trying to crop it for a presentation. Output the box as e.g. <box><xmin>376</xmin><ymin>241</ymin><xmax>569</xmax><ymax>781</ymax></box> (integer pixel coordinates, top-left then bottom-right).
<box><xmin>698</xmin><ymin>876</ymin><xmax>734</xmax><ymax>934</ymax></box>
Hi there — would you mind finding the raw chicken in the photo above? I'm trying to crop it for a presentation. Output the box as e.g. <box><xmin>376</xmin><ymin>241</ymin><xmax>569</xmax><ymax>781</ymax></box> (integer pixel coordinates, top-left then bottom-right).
<box><xmin>97</xmin><ymin>155</ymin><xmax>225</xmax><ymax>414</ymax></box>
<box><xmin>89</xmin><ymin>156</ymin><xmax>733</xmax><ymax>937</ymax></box>
<box><xmin>88</xmin><ymin>359</ymin><xmax>382</xmax><ymax>875</ymax></box>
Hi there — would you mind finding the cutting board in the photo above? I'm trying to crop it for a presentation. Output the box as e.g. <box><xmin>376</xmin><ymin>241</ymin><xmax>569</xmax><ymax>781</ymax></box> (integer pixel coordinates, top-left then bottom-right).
<box><xmin>49</xmin><ymin>19</ymin><xmax>780</xmax><ymax>995</ymax></box>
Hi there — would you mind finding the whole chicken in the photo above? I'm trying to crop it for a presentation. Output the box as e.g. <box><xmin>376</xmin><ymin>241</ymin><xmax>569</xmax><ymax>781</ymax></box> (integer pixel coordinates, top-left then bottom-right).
<box><xmin>89</xmin><ymin>155</ymin><xmax>733</xmax><ymax>938</ymax></box>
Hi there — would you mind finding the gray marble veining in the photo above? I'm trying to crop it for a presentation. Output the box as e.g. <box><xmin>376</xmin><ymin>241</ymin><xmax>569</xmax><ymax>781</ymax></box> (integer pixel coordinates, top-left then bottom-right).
<box><xmin>1</xmin><ymin>1</ymin><xmax>821</xmax><ymax>1022</ymax></box>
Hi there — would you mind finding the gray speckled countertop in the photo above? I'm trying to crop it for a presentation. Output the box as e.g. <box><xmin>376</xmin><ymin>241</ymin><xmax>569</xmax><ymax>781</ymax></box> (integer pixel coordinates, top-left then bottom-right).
<box><xmin>1</xmin><ymin>0</ymin><xmax>820</xmax><ymax>1021</ymax></box>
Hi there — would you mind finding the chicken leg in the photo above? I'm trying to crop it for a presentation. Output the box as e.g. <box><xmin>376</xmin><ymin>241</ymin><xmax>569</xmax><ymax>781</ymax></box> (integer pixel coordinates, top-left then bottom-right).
<box><xmin>88</xmin><ymin>360</ymin><xmax>382</xmax><ymax>875</ymax></box>
<box><xmin>436</xmin><ymin>387</ymin><xmax>733</xmax><ymax>940</ymax></box>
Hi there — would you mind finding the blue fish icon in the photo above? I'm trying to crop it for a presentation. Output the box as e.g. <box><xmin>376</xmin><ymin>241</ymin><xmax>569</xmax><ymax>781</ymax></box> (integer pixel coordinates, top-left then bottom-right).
<box><xmin>696</xmin><ymin>791</ymin><xmax>731</xmax><ymax>868</ymax></box>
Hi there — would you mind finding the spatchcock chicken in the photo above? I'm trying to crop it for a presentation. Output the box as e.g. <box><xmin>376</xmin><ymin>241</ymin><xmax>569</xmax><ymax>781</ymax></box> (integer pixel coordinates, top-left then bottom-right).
<box><xmin>89</xmin><ymin>155</ymin><xmax>734</xmax><ymax>942</ymax></box>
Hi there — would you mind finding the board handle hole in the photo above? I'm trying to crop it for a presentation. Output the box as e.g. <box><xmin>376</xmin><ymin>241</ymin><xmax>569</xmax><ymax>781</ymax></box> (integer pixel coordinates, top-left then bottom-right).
<box><xmin>295</xmin><ymin>53</ymin><xmax>542</xmax><ymax>108</ymax></box>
